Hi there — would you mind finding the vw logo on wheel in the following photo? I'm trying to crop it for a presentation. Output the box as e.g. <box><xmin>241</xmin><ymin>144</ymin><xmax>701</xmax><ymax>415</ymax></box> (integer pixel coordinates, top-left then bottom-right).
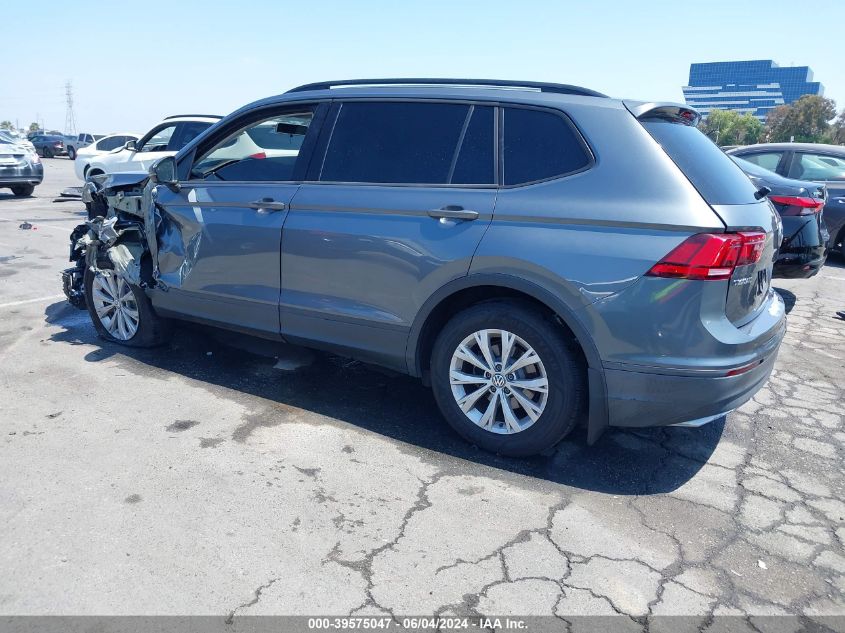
<box><xmin>492</xmin><ymin>373</ymin><xmax>507</xmax><ymax>388</ymax></box>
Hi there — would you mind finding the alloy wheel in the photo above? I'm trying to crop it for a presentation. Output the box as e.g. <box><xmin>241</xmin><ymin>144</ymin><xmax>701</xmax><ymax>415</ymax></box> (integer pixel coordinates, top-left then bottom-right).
<box><xmin>448</xmin><ymin>329</ymin><xmax>549</xmax><ymax>434</ymax></box>
<box><xmin>91</xmin><ymin>272</ymin><xmax>140</xmax><ymax>340</ymax></box>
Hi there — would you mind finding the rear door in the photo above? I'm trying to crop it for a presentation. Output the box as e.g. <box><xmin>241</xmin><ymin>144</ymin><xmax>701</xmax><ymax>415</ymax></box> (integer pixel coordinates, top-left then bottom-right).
<box><xmin>639</xmin><ymin>111</ymin><xmax>781</xmax><ymax>325</ymax></box>
<box><xmin>281</xmin><ymin>100</ymin><xmax>497</xmax><ymax>369</ymax></box>
<box><xmin>150</xmin><ymin>105</ymin><xmax>322</xmax><ymax>335</ymax></box>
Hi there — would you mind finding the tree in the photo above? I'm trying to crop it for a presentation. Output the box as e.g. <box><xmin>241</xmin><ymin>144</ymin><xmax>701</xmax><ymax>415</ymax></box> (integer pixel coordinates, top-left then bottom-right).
<box><xmin>764</xmin><ymin>95</ymin><xmax>836</xmax><ymax>143</ymax></box>
<box><xmin>826</xmin><ymin>109</ymin><xmax>845</xmax><ymax>145</ymax></box>
<box><xmin>28</xmin><ymin>122</ymin><xmax>39</xmax><ymax>133</ymax></box>
<box><xmin>698</xmin><ymin>109</ymin><xmax>764</xmax><ymax>146</ymax></box>
<box><xmin>0</xmin><ymin>121</ymin><xmax>12</xmax><ymax>130</ymax></box>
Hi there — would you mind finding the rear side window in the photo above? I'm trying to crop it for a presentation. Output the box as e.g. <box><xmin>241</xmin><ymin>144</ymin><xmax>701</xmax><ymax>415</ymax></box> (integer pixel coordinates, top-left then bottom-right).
<box><xmin>642</xmin><ymin>119</ymin><xmax>760</xmax><ymax>205</ymax></box>
<box><xmin>97</xmin><ymin>136</ymin><xmax>126</xmax><ymax>151</ymax></box>
<box><xmin>320</xmin><ymin>102</ymin><xmax>494</xmax><ymax>185</ymax></box>
<box><xmin>503</xmin><ymin>107</ymin><xmax>590</xmax><ymax>186</ymax></box>
<box><xmin>737</xmin><ymin>151</ymin><xmax>783</xmax><ymax>172</ymax></box>
<box><xmin>450</xmin><ymin>106</ymin><xmax>495</xmax><ymax>185</ymax></box>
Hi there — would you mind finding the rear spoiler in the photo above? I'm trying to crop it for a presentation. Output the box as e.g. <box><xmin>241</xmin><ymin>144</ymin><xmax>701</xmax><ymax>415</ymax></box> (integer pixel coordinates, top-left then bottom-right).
<box><xmin>623</xmin><ymin>100</ymin><xmax>702</xmax><ymax>126</ymax></box>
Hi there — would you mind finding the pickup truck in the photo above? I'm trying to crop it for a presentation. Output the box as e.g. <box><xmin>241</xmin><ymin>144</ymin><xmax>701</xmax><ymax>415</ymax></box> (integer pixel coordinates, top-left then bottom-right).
<box><xmin>65</xmin><ymin>133</ymin><xmax>104</xmax><ymax>160</ymax></box>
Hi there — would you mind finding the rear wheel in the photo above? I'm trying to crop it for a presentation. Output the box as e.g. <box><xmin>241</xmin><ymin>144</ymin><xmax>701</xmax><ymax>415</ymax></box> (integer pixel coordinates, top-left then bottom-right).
<box><xmin>431</xmin><ymin>301</ymin><xmax>585</xmax><ymax>456</ymax></box>
<box><xmin>67</xmin><ymin>146</ymin><xmax>76</xmax><ymax>160</ymax></box>
<box><xmin>84</xmin><ymin>267</ymin><xmax>170</xmax><ymax>347</ymax></box>
<box><xmin>43</xmin><ymin>146</ymin><xmax>53</xmax><ymax>158</ymax></box>
<box><xmin>11</xmin><ymin>185</ymin><xmax>34</xmax><ymax>197</ymax></box>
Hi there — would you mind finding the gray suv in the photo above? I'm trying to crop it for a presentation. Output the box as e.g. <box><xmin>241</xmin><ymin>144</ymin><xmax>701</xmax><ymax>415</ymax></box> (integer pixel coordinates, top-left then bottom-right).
<box><xmin>63</xmin><ymin>79</ymin><xmax>786</xmax><ymax>456</ymax></box>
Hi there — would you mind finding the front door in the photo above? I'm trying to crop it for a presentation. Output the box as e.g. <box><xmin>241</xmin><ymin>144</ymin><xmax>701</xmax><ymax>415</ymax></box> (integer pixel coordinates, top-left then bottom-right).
<box><xmin>281</xmin><ymin>100</ymin><xmax>497</xmax><ymax>369</ymax></box>
<box><xmin>149</xmin><ymin>105</ymin><xmax>321</xmax><ymax>335</ymax></box>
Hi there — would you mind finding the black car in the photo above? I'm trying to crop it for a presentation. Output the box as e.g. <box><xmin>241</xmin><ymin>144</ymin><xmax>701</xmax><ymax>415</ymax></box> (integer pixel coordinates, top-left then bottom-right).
<box><xmin>29</xmin><ymin>134</ymin><xmax>66</xmax><ymax>158</ymax></box>
<box><xmin>728</xmin><ymin>143</ymin><xmax>845</xmax><ymax>258</ymax></box>
<box><xmin>731</xmin><ymin>155</ymin><xmax>827</xmax><ymax>278</ymax></box>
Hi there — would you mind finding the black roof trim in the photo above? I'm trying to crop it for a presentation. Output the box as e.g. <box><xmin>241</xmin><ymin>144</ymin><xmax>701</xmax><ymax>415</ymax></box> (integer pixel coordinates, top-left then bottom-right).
<box><xmin>286</xmin><ymin>78</ymin><xmax>608</xmax><ymax>98</ymax></box>
<box><xmin>162</xmin><ymin>114</ymin><xmax>222</xmax><ymax>120</ymax></box>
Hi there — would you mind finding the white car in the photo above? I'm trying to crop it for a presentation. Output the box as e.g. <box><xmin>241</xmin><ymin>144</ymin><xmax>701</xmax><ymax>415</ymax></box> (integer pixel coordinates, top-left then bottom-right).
<box><xmin>82</xmin><ymin>115</ymin><xmax>220</xmax><ymax>181</ymax></box>
<box><xmin>74</xmin><ymin>132</ymin><xmax>140</xmax><ymax>181</ymax></box>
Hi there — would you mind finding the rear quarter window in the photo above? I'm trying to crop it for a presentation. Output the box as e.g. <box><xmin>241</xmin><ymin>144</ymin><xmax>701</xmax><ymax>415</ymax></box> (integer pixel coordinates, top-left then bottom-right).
<box><xmin>502</xmin><ymin>107</ymin><xmax>591</xmax><ymax>186</ymax></box>
<box><xmin>642</xmin><ymin>119</ymin><xmax>760</xmax><ymax>205</ymax></box>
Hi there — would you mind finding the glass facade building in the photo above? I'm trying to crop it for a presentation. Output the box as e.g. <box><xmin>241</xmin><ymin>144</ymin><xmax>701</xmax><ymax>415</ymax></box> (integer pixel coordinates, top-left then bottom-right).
<box><xmin>682</xmin><ymin>60</ymin><xmax>824</xmax><ymax>121</ymax></box>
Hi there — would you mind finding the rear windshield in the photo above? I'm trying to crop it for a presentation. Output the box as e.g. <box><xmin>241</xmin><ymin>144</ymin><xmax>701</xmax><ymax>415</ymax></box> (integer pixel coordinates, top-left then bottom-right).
<box><xmin>641</xmin><ymin>119</ymin><xmax>760</xmax><ymax>205</ymax></box>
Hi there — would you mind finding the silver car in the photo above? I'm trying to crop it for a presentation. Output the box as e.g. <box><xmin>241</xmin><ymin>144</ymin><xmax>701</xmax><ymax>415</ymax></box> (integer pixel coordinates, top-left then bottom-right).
<box><xmin>63</xmin><ymin>79</ymin><xmax>785</xmax><ymax>456</ymax></box>
<box><xmin>0</xmin><ymin>138</ymin><xmax>43</xmax><ymax>197</ymax></box>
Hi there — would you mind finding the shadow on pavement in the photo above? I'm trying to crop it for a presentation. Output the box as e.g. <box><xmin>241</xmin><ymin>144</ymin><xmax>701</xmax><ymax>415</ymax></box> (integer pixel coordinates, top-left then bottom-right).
<box><xmin>774</xmin><ymin>287</ymin><xmax>796</xmax><ymax>314</ymax></box>
<box><xmin>45</xmin><ymin>300</ymin><xmax>723</xmax><ymax>495</ymax></box>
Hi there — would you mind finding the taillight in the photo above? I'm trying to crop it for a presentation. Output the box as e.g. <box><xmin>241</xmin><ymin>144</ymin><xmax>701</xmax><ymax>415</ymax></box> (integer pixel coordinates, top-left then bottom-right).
<box><xmin>768</xmin><ymin>195</ymin><xmax>824</xmax><ymax>216</ymax></box>
<box><xmin>647</xmin><ymin>232</ymin><xmax>767</xmax><ymax>281</ymax></box>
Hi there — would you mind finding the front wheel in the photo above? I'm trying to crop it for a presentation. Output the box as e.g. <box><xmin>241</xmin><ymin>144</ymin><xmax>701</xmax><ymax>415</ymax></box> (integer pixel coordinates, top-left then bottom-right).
<box><xmin>84</xmin><ymin>267</ymin><xmax>170</xmax><ymax>347</ymax></box>
<box><xmin>430</xmin><ymin>301</ymin><xmax>585</xmax><ymax>457</ymax></box>
<box><xmin>67</xmin><ymin>146</ymin><xmax>76</xmax><ymax>160</ymax></box>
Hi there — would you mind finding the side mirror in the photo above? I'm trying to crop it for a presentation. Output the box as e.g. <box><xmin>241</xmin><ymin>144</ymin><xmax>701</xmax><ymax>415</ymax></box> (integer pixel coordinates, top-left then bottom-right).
<box><xmin>123</xmin><ymin>139</ymin><xmax>137</xmax><ymax>151</ymax></box>
<box><xmin>150</xmin><ymin>156</ymin><xmax>179</xmax><ymax>190</ymax></box>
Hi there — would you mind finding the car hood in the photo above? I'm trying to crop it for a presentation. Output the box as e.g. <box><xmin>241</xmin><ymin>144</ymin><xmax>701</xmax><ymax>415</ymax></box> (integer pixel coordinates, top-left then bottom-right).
<box><xmin>89</xmin><ymin>170</ymin><xmax>150</xmax><ymax>192</ymax></box>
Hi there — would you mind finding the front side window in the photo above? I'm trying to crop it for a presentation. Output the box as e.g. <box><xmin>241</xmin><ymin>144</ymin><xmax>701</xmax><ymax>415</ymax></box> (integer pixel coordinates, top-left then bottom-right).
<box><xmin>191</xmin><ymin>110</ymin><xmax>314</xmax><ymax>182</ymax></box>
<box><xmin>737</xmin><ymin>151</ymin><xmax>783</xmax><ymax>172</ymax></box>
<box><xmin>503</xmin><ymin>107</ymin><xmax>591</xmax><ymax>186</ymax></box>
<box><xmin>319</xmin><ymin>101</ymin><xmax>494</xmax><ymax>185</ymax></box>
<box><xmin>137</xmin><ymin>125</ymin><xmax>176</xmax><ymax>153</ymax></box>
<box><xmin>789</xmin><ymin>153</ymin><xmax>845</xmax><ymax>181</ymax></box>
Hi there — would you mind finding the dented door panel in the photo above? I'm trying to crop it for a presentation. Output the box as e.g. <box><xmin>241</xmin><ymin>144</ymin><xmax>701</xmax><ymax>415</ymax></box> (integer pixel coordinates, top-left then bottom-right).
<box><xmin>150</xmin><ymin>182</ymin><xmax>299</xmax><ymax>335</ymax></box>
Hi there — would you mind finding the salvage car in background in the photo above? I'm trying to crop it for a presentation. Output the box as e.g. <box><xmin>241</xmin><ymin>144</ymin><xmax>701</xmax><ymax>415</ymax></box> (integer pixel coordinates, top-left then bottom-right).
<box><xmin>74</xmin><ymin>132</ymin><xmax>140</xmax><ymax>181</ymax></box>
<box><xmin>731</xmin><ymin>155</ymin><xmax>828</xmax><ymax>278</ymax></box>
<box><xmin>63</xmin><ymin>79</ymin><xmax>786</xmax><ymax>456</ymax></box>
<box><xmin>30</xmin><ymin>134</ymin><xmax>67</xmax><ymax>158</ymax></box>
<box><xmin>82</xmin><ymin>115</ymin><xmax>219</xmax><ymax>179</ymax></box>
<box><xmin>728</xmin><ymin>143</ymin><xmax>845</xmax><ymax>258</ymax></box>
<box><xmin>0</xmin><ymin>137</ymin><xmax>43</xmax><ymax>196</ymax></box>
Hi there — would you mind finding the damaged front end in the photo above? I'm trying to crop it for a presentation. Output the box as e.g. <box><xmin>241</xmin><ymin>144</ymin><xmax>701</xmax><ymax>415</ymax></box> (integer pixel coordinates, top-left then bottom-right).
<box><xmin>62</xmin><ymin>172</ymin><xmax>157</xmax><ymax>310</ymax></box>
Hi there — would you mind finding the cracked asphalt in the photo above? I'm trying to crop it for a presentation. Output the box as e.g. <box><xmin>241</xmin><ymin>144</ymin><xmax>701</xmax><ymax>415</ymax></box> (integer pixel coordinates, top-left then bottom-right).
<box><xmin>1</xmin><ymin>160</ymin><xmax>844</xmax><ymax>629</ymax></box>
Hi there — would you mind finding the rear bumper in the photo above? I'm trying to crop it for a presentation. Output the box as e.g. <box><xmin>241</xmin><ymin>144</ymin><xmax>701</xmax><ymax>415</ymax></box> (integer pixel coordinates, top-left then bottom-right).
<box><xmin>773</xmin><ymin>245</ymin><xmax>827</xmax><ymax>279</ymax></box>
<box><xmin>0</xmin><ymin>163</ymin><xmax>43</xmax><ymax>186</ymax></box>
<box><xmin>603</xmin><ymin>318</ymin><xmax>784</xmax><ymax>428</ymax></box>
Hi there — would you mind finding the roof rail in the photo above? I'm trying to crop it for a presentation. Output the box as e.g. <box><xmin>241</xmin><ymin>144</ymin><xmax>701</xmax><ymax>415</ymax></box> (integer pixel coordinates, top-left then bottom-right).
<box><xmin>286</xmin><ymin>78</ymin><xmax>607</xmax><ymax>98</ymax></box>
<box><xmin>163</xmin><ymin>114</ymin><xmax>222</xmax><ymax>120</ymax></box>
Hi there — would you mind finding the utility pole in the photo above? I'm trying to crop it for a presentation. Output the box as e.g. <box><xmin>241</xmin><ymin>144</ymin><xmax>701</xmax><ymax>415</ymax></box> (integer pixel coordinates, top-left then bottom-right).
<box><xmin>64</xmin><ymin>81</ymin><xmax>77</xmax><ymax>136</ymax></box>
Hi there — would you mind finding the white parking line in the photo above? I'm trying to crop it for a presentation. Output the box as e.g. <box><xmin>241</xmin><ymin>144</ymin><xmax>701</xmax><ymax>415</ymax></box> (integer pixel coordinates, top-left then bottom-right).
<box><xmin>823</xmin><ymin>275</ymin><xmax>845</xmax><ymax>282</ymax></box>
<box><xmin>0</xmin><ymin>295</ymin><xmax>65</xmax><ymax>309</ymax></box>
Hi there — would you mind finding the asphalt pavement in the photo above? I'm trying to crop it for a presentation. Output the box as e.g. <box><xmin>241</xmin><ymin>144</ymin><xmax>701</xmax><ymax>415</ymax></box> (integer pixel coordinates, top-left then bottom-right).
<box><xmin>1</xmin><ymin>159</ymin><xmax>843</xmax><ymax>629</ymax></box>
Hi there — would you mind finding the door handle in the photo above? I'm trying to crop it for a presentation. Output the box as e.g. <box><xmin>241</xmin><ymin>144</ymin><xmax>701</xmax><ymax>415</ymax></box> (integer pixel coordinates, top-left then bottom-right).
<box><xmin>427</xmin><ymin>206</ymin><xmax>479</xmax><ymax>221</ymax></box>
<box><xmin>248</xmin><ymin>197</ymin><xmax>287</xmax><ymax>212</ymax></box>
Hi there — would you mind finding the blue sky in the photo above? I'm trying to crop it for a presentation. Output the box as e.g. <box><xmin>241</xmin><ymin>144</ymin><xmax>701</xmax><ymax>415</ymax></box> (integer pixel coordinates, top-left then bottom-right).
<box><xmin>3</xmin><ymin>0</ymin><xmax>843</xmax><ymax>134</ymax></box>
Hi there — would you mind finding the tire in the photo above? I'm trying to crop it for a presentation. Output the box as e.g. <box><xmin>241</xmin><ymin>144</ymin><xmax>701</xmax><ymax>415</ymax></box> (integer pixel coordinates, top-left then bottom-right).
<box><xmin>84</xmin><ymin>266</ymin><xmax>170</xmax><ymax>347</ymax></box>
<box><xmin>67</xmin><ymin>146</ymin><xmax>76</xmax><ymax>160</ymax></box>
<box><xmin>43</xmin><ymin>147</ymin><xmax>53</xmax><ymax>158</ymax></box>
<box><xmin>430</xmin><ymin>301</ymin><xmax>585</xmax><ymax>457</ymax></box>
<box><xmin>10</xmin><ymin>185</ymin><xmax>34</xmax><ymax>197</ymax></box>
